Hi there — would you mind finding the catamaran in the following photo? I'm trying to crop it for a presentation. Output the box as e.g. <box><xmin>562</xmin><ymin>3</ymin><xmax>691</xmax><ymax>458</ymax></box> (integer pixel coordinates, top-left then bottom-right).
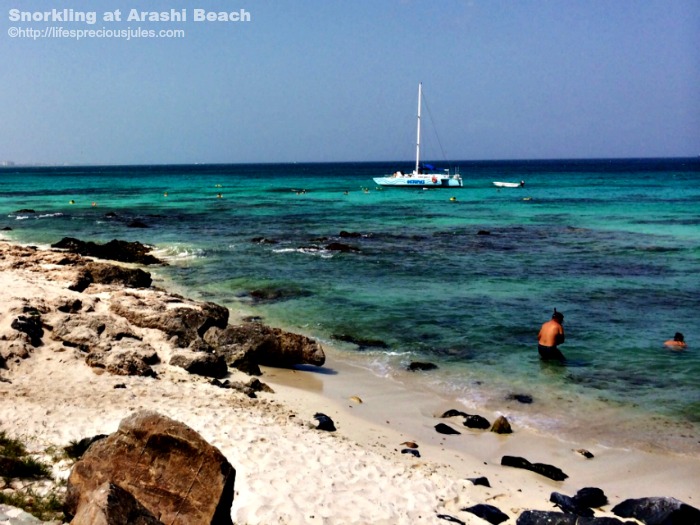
<box><xmin>373</xmin><ymin>83</ymin><xmax>463</xmax><ymax>188</ymax></box>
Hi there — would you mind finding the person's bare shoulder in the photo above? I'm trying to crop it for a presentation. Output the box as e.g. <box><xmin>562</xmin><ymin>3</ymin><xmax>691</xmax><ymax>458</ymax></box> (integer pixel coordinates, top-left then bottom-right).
<box><xmin>664</xmin><ymin>340</ymin><xmax>687</xmax><ymax>349</ymax></box>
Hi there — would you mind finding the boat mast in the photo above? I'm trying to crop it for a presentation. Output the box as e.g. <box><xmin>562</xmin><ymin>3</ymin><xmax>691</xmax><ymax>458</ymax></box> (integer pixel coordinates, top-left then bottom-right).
<box><xmin>415</xmin><ymin>82</ymin><xmax>421</xmax><ymax>175</ymax></box>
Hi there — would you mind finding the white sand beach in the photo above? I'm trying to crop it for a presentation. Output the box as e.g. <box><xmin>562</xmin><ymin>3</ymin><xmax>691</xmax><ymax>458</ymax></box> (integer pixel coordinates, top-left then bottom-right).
<box><xmin>0</xmin><ymin>240</ymin><xmax>698</xmax><ymax>524</ymax></box>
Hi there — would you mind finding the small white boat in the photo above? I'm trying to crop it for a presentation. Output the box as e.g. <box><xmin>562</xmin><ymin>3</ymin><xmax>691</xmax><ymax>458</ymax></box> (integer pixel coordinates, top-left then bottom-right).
<box><xmin>492</xmin><ymin>181</ymin><xmax>524</xmax><ymax>188</ymax></box>
<box><xmin>373</xmin><ymin>83</ymin><xmax>463</xmax><ymax>188</ymax></box>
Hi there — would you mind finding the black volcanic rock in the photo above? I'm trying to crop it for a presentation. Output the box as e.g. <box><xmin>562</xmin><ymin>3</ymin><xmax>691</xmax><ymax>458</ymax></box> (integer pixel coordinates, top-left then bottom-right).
<box><xmin>314</xmin><ymin>413</ymin><xmax>336</xmax><ymax>431</ymax></box>
<box><xmin>51</xmin><ymin>237</ymin><xmax>163</xmax><ymax>265</ymax></box>
<box><xmin>325</xmin><ymin>242</ymin><xmax>360</xmax><ymax>253</ymax></box>
<box><xmin>408</xmin><ymin>361</ymin><xmax>438</xmax><ymax>371</ymax></box>
<box><xmin>506</xmin><ymin>393</ymin><xmax>533</xmax><ymax>404</ymax></box>
<box><xmin>464</xmin><ymin>414</ymin><xmax>491</xmax><ymax>429</ymax></box>
<box><xmin>332</xmin><ymin>333</ymin><xmax>388</xmax><ymax>349</ymax></box>
<box><xmin>435</xmin><ymin>423</ymin><xmax>461</xmax><ymax>435</ymax></box>
<box><xmin>440</xmin><ymin>409</ymin><xmax>469</xmax><ymax>418</ymax></box>
<box><xmin>612</xmin><ymin>497</ymin><xmax>700</xmax><ymax>525</ymax></box>
<box><xmin>501</xmin><ymin>455</ymin><xmax>568</xmax><ymax>481</ymax></box>
<box><xmin>462</xmin><ymin>504</ymin><xmax>509</xmax><ymax>524</ymax></box>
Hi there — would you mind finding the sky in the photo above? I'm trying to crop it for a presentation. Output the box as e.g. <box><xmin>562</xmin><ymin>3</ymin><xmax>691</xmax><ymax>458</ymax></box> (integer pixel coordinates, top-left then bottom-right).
<box><xmin>2</xmin><ymin>0</ymin><xmax>699</xmax><ymax>165</ymax></box>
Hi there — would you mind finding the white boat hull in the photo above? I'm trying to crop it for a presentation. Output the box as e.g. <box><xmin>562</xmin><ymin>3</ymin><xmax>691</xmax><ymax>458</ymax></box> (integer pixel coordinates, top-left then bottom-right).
<box><xmin>373</xmin><ymin>175</ymin><xmax>463</xmax><ymax>187</ymax></box>
<box><xmin>492</xmin><ymin>181</ymin><xmax>524</xmax><ymax>188</ymax></box>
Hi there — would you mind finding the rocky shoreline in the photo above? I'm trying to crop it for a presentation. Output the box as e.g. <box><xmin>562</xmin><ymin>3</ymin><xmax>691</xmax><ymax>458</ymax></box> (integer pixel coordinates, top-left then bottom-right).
<box><xmin>1</xmin><ymin>239</ymin><xmax>699</xmax><ymax>524</ymax></box>
<box><xmin>2</xmin><ymin>240</ymin><xmax>325</xmax><ymax>380</ymax></box>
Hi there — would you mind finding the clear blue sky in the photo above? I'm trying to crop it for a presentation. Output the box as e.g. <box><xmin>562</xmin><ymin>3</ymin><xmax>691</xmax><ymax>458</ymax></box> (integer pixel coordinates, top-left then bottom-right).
<box><xmin>2</xmin><ymin>1</ymin><xmax>699</xmax><ymax>165</ymax></box>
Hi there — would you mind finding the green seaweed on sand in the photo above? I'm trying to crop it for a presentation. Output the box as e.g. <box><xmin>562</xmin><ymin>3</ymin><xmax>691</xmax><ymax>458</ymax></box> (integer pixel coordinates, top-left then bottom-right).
<box><xmin>0</xmin><ymin>431</ymin><xmax>66</xmax><ymax>521</ymax></box>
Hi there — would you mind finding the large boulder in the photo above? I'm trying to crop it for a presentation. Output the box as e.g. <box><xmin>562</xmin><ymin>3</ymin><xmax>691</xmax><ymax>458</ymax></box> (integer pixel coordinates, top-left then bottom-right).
<box><xmin>110</xmin><ymin>291</ymin><xmax>229</xmax><ymax>348</ymax></box>
<box><xmin>204</xmin><ymin>322</ymin><xmax>325</xmax><ymax>369</ymax></box>
<box><xmin>270</xmin><ymin>328</ymin><xmax>325</xmax><ymax>366</ymax></box>
<box><xmin>65</xmin><ymin>410</ymin><xmax>235</xmax><ymax>525</ymax></box>
<box><xmin>204</xmin><ymin>323</ymin><xmax>276</xmax><ymax>367</ymax></box>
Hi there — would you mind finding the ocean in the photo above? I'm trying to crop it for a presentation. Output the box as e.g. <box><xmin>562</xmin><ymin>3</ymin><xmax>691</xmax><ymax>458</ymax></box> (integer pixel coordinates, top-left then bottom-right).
<box><xmin>2</xmin><ymin>158</ymin><xmax>699</xmax><ymax>455</ymax></box>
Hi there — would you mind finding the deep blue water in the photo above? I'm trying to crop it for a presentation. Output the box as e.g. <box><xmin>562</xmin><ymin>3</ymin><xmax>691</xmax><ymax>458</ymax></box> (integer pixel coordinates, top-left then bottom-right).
<box><xmin>2</xmin><ymin>158</ymin><xmax>699</xmax><ymax>453</ymax></box>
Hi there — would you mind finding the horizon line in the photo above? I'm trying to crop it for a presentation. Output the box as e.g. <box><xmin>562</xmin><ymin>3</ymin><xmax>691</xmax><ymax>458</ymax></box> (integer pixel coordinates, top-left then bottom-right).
<box><xmin>2</xmin><ymin>155</ymin><xmax>699</xmax><ymax>169</ymax></box>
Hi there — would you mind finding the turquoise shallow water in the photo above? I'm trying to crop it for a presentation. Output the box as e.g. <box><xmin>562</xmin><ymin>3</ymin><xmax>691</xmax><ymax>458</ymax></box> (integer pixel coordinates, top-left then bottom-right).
<box><xmin>2</xmin><ymin>159</ymin><xmax>699</xmax><ymax>453</ymax></box>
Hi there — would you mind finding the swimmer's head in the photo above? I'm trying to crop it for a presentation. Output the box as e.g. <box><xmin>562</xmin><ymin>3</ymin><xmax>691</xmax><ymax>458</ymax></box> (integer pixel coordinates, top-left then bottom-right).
<box><xmin>552</xmin><ymin>308</ymin><xmax>564</xmax><ymax>323</ymax></box>
<box><xmin>674</xmin><ymin>332</ymin><xmax>684</xmax><ymax>342</ymax></box>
